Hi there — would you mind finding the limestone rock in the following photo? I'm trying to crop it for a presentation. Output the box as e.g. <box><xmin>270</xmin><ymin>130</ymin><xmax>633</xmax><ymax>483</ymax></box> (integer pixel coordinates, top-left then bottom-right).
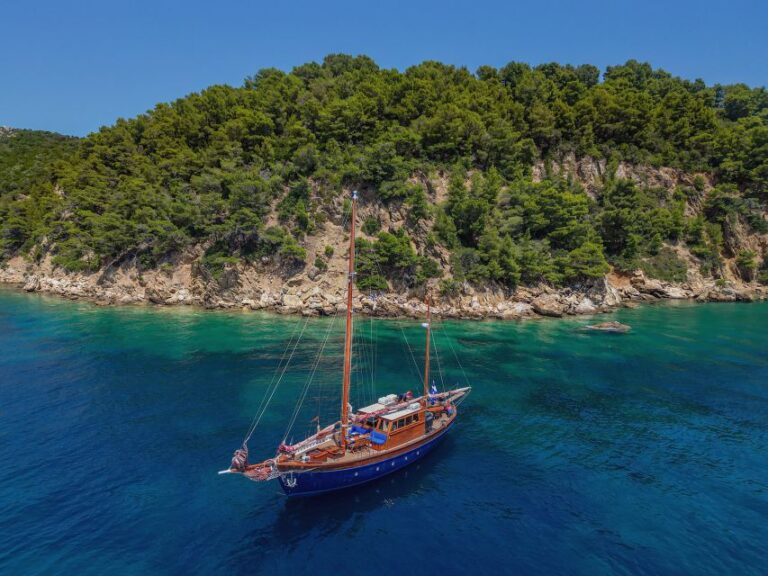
<box><xmin>145</xmin><ymin>287</ymin><xmax>166</xmax><ymax>304</ymax></box>
<box><xmin>511</xmin><ymin>302</ymin><xmax>534</xmax><ymax>316</ymax></box>
<box><xmin>661</xmin><ymin>286</ymin><xmax>688</xmax><ymax>299</ymax></box>
<box><xmin>532</xmin><ymin>294</ymin><xmax>565</xmax><ymax>317</ymax></box>
<box><xmin>573</xmin><ymin>297</ymin><xmax>598</xmax><ymax>315</ymax></box>
<box><xmin>281</xmin><ymin>293</ymin><xmax>302</xmax><ymax>309</ymax></box>
<box><xmin>23</xmin><ymin>276</ymin><xmax>40</xmax><ymax>292</ymax></box>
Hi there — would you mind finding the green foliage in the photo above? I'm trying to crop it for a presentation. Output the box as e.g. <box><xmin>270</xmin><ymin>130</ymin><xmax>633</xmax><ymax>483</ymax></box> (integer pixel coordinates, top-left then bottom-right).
<box><xmin>639</xmin><ymin>247</ymin><xmax>689</xmax><ymax>283</ymax></box>
<box><xmin>758</xmin><ymin>257</ymin><xmax>768</xmax><ymax>285</ymax></box>
<box><xmin>558</xmin><ymin>239</ymin><xmax>611</xmax><ymax>282</ymax></box>
<box><xmin>202</xmin><ymin>250</ymin><xmax>239</xmax><ymax>281</ymax></box>
<box><xmin>2</xmin><ymin>55</ymin><xmax>766</xmax><ymax>291</ymax></box>
<box><xmin>355</xmin><ymin>229</ymin><xmax>439</xmax><ymax>290</ymax></box>
<box><xmin>0</xmin><ymin>130</ymin><xmax>79</xmax><ymax>257</ymax></box>
<box><xmin>704</xmin><ymin>185</ymin><xmax>768</xmax><ymax>234</ymax></box>
<box><xmin>361</xmin><ymin>215</ymin><xmax>380</xmax><ymax>236</ymax></box>
<box><xmin>599</xmin><ymin>179</ymin><xmax>684</xmax><ymax>266</ymax></box>
<box><xmin>439</xmin><ymin>278</ymin><xmax>461</xmax><ymax>296</ymax></box>
<box><xmin>405</xmin><ymin>185</ymin><xmax>429</xmax><ymax>222</ymax></box>
<box><xmin>735</xmin><ymin>249</ymin><xmax>757</xmax><ymax>281</ymax></box>
<box><xmin>687</xmin><ymin>217</ymin><xmax>724</xmax><ymax>275</ymax></box>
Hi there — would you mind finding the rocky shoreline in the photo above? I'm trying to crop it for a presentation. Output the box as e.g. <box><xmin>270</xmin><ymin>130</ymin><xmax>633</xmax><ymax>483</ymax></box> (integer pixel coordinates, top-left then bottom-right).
<box><xmin>2</xmin><ymin>258</ymin><xmax>764</xmax><ymax>320</ymax></box>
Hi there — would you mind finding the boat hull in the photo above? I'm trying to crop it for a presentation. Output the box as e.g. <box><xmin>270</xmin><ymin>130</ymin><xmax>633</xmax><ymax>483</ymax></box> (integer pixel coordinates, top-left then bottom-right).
<box><xmin>278</xmin><ymin>422</ymin><xmax>453</xmax><ymax>497</ymax></box>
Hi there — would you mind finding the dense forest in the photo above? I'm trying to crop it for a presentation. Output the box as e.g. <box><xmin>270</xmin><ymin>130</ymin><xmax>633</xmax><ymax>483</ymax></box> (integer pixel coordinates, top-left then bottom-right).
<box><xmin>1</xmin><ymin>55</ymin><xmax>767</xmax><ymax>292</ymax></box>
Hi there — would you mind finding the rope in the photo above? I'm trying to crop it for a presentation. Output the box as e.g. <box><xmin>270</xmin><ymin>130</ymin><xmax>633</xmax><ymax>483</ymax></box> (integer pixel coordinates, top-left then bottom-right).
<box><xmin>437</xmin><ymin>316</ymin><xmax>471</xmax><ymax>388</ymax></box>
<box><xmin>399</xmin><ymin>322</ymin><xmax>424</xmax><ymax>387</ymax></box>
<box><xmin>241</xmin><ymin>315</ymin><xmax>304</xmax><ymax>445</ymax></box>
<box><xmin>243</xmin><ymin>314</ymin><xmax>312</xmax><ymax>444</ymax></box>
<box><xmin>432</xmin><ymin>326</ymin><xmax>447</xmax><ymax>392</ymax></box>
<box><xmin>281</xmin><ymin>302</ymin><xmax>339</xmax><ymax>443</ymax></box>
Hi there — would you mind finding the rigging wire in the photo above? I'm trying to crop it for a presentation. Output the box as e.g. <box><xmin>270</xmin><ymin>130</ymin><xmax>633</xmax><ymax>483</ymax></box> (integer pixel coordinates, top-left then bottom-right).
<box><xmin>436</xmin><ymin>316</ymin><xmax>471</xmax><ymax>388</ymax></box>
<box><xmin>281</xmin><ymin>308</ymin><xmax>339</xmax><ymax>443</ymax></box>
<box><xmin>431</xmin><ymin>325</ymin><xmax>448</xmax><ymax>393</ymax></box>
<box><xmin>399</xmin><ymin>322</ymin><xmax>425</xmax><ymax>387</ymax></box>
<box><xmin>243</xmin><ymin>315</ymin><xmax>312</xmax><ymax>445</ymax></box>
<box><xmin>241</xmin><ymin>316</ymin><xmax>305</xmax><ymax>445</ymax></box>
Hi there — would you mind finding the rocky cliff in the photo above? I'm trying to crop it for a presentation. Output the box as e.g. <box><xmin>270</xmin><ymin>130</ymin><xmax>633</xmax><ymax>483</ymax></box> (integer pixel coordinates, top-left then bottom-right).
<box><xmin>2</xmin><ymin>157</ymin><xmax>765</xmax><ymax>319</ymax></box>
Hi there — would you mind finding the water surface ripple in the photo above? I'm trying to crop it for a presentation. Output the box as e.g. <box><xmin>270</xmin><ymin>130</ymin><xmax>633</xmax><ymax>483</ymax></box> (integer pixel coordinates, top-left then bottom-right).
<box><xmin>0</xmin><ymin>289</ymin><xmax>766</xmax><ymax>575</ymax></box>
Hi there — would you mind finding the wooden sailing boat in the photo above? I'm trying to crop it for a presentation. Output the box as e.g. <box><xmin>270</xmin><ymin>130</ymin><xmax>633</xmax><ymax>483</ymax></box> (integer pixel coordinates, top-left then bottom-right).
<box><xmin>220</xmin><ymin>191</ymin><xmax>471</xmax><ymax>497</ymax></box>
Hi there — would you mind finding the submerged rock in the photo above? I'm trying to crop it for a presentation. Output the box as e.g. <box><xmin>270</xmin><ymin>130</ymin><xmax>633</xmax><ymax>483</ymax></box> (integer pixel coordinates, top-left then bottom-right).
<box><xmin>583</xmin><ymin>321</ymin><xmax>631</xmax><ymax>333</ymax></box>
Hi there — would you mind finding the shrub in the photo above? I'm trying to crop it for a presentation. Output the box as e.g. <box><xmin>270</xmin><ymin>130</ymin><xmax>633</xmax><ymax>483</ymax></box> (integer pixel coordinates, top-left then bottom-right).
<box><xmin>639</xmin><ymin>247</ymin><xmax>688</xmax><ymax>283</ymax></box>
<box><xmin>362</xmin><ymin>216</ymin><xmax>380</xmax><ymax>236</ymax></box>
<box><xmin>202</xmin><ymin>251</ymin><xmax>239</xmax><ymax>281</ymax></box>
<box><xmin>439</xmin><ymin>278</ymin><xmax>461</xmax><ymax>297</ymax></box>
<box><xmin>735</xmin><ymin>249</ymin><xmax>757</xmax><ymax>281</ymax></box>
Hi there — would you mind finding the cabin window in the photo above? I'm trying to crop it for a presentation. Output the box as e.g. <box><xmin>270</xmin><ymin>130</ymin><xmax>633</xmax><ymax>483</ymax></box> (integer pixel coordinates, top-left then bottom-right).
<box><xmin>414</xmin><ymin>413</ymin><xmax>419</xmax><ymax>422</ymax></box>
<box><xmin>405</xmin><ymin>415</ymin><xmax>413</xmax><ymax>426</ymax></box>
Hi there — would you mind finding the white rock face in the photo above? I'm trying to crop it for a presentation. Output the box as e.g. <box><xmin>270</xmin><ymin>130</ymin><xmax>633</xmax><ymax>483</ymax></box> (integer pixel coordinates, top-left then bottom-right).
<box><xmin>662</xmin><ymin>286</ymin><xmax>687</xmax><ymax>299</ymax></box>
<box><xmin>574</xmin><ymin>297</ymin><xmax>598</xmax><ymax>315</ymax></box>
<box><xmin>281</xmin><ymin>293</ymin><xmax>302</xmax><ymax>309</ymax></box>
<box><xmin>602</xmin><ymin>278</ymin><xmax>624</xmax><ymax>307</ymax></box>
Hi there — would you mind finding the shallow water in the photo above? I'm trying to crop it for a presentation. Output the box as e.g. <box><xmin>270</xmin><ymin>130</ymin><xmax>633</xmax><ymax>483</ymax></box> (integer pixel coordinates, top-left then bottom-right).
<box><xmin>1</xmin><ymin>288</ymin><xmax>766</xmax><ymax>575</ymax></box>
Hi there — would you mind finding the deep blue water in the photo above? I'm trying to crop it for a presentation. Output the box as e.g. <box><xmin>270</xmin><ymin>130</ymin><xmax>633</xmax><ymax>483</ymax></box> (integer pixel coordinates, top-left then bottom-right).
<box><xmin>1</xmin><ymin>287</ymin><xmax>767</xmax><ymax>575</ymax></box>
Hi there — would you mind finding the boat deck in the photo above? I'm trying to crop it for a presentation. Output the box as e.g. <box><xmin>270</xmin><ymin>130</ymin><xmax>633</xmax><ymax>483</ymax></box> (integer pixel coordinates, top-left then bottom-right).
<box><xmin>276</xmin><ymin>409</ymin><xmax>456</xmax><ymax>471</ymax></box>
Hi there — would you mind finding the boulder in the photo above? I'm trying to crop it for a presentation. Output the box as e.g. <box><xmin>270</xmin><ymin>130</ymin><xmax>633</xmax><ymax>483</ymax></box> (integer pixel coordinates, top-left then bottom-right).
<box><xmin>661</xmin><ymin>286</ymin><xmax>688</xmax><ymax>299</ymax></box>
<box><xmin>307</xmin><ymin>266</ymin><xmax>320</xmax><ymax>281</ymax></box>
<box><xmin>532</xmin><ymin>294</ymin><xmax>565</xmax><ymax>317</ymax></box>
<box><xmin>23</xmin><ymin>276</ymin><xmax>40</xmax><ymax>292</ymax></box>
<box><xmin>145</xmin><ymin>287</ymin><xmax>166</xmax><ymax>304</ymax></box>
<box><xmin>601</xmin><ymin>278</ymin><xmax>624</xmax><ymax>307</ymax></box>
<box><xmin>259</xmin><ymin>292</ymin><xmax>277</xmax><ymax>307</ymax></box>
<box><xmin>573</xmin><ymin>297</ymin><xmax>598</xmax><ymax>315</ymax></box>
<box><xmin>281</xmin><ymin>293</ymin><xmax>302</xmax><ymax>309</ymax></box>
<box><xmin>511</xmin><ymin>302</ymin><xmax>534</xmax><ymax>316</ymax></box>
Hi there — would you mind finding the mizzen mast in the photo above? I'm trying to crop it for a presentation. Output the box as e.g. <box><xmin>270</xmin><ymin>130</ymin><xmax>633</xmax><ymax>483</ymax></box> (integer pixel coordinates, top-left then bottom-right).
<box><xmin>340</xmin><ymin>190</ymin><xmax>358</xmax><ymax>451</ymax></box>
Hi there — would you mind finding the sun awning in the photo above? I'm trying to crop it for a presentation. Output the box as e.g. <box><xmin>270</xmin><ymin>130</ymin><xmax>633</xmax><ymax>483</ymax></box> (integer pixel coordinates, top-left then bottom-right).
<box><xmin>380</xmin><ymin>406</ymin><xmax>420</xmax><ymax>421</ymax></box>
<box><xmin>358</xmin><ymin>402</ymin><xmax>387</xmax><ymax>413</ymax></box>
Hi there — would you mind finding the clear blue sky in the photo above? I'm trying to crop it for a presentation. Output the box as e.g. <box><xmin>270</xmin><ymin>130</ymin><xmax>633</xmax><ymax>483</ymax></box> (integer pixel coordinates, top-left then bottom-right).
<box><xmin>2</xmin><ymin>0</ymin><xmax>766</xmax><ymax>136</ymax></box>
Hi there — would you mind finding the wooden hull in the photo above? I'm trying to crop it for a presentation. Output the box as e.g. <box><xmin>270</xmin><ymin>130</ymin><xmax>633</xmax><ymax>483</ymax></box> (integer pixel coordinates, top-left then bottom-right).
<box><xmin>277</xmin><ymin>420</ymin><xmax>454</xmax><ymax>497</ymax></box>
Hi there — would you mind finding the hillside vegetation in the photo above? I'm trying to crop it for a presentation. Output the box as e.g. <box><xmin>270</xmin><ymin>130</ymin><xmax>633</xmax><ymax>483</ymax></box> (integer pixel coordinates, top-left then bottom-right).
<box><xmin>1</xmin><ymin>56</ymin><xmax>767</xmax><ymax>292</ymax></box>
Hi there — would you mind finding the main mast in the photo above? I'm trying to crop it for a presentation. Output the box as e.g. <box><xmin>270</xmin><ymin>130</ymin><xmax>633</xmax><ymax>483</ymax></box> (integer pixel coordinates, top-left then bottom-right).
<box><xmin>423</xmin><ymin>298</ymin><xmax>431</xmax><ymax>402</ymax></box>
<box><xmin>340</xmin><ymin>191</ymin><xmax>357</xmax><ymax>451</ymax></box>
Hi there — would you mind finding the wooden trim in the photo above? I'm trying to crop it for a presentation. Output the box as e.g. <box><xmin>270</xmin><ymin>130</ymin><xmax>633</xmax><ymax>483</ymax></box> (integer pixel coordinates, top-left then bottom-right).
<box><xmin>277</xmin><ymin>410</ymin><xmax>456</xmax><ymax>472</ymax></box>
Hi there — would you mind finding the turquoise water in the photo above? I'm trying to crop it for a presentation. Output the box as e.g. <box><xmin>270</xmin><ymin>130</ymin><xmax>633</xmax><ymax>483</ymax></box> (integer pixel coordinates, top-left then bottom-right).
<box><xmin>1</xmin><ymin>287</ymin><xmax>767</xmax><ymax>575</ymax></box>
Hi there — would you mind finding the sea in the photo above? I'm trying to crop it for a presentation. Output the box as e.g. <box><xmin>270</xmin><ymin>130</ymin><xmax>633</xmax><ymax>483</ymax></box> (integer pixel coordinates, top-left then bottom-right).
<box><xmin>1</xmin><ymin>287</ymin><xmax>766</xmax><ymax>576</ymax></box>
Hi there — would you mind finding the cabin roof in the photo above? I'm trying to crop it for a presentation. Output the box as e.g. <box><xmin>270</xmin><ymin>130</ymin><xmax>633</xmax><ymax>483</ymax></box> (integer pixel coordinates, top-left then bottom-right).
<box><xmin>380</xmin><ymin>406</ymin><xmax>420</xmax><ymax>421</ymax></box>
<box><xmin>358</xmin><ymin>402</ymin><xmax>387</xmax><ymax>413</ymax></box>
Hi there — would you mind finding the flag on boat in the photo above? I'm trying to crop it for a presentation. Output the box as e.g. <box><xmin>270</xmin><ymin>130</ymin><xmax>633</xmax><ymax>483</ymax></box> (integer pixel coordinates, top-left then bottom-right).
<box><xmin>421</xmin><ymin>322</ymin><xmax>430</xmax><ymax>328</ymax></box>
<box><xmin>430</xmin><ymin>384</ymin><xmax>438</xmax><ymax>395</ymax></box>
